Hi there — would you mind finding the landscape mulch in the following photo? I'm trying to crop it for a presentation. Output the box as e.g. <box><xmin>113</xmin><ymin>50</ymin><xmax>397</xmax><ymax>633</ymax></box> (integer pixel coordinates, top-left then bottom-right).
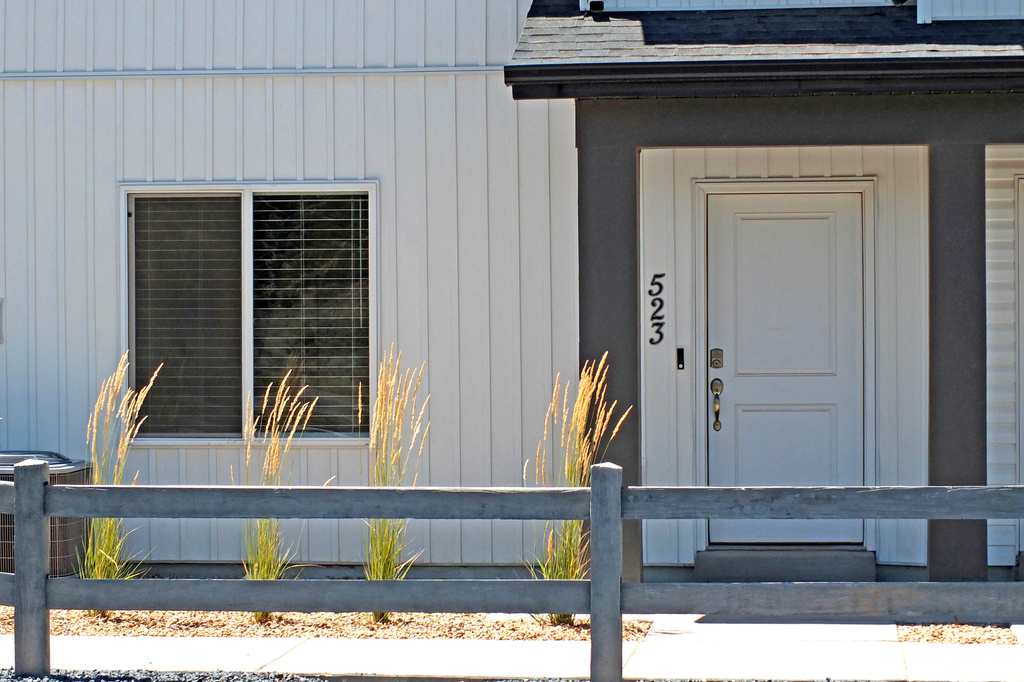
<box><xmin>0</xmin><ymin>607</ymin><xmax>650</xmax><ymax>641</ymax></box>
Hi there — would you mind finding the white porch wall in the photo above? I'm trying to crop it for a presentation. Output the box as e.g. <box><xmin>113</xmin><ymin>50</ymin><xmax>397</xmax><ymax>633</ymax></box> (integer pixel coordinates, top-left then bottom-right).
<box><xmin>640</xmin><ymin>146</ymin><xmax>931</xmax><ymax>566</ymax></box>
<box><xmin>0</xmin><ymin>0</ymin><xmax>580</xmax><ymax>565</ymax></box>
<box><xmin>985</xmin><ymin>146</ymin><xmax>1024</xmax><ymax>567</ymax></box>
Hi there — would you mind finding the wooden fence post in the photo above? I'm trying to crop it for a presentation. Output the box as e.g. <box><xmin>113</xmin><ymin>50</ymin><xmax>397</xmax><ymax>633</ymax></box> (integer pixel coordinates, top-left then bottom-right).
<box><xmin>15</xmin><ymin>460</ymin><xmax>50</xmax><ymax>676</ymax></box>
<box><xmin>590</xmin><ymin>463</ymin><xmax>623</xmax><ymax>682</ymax></box>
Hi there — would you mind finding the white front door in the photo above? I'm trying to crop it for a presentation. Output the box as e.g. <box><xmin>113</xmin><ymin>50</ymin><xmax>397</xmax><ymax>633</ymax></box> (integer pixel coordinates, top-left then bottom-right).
<box><xmin>706</xmin><ymin>192</ymin><xmax>865</xmax><ymax>544</ymax></box>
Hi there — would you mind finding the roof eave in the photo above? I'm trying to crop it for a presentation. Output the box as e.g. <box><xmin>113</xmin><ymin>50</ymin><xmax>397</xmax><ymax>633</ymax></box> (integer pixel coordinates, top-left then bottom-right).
<box><xmin>504</xmin><ymin>56</ymin><xmax>1024</xmax><ymax>99</ymax></box>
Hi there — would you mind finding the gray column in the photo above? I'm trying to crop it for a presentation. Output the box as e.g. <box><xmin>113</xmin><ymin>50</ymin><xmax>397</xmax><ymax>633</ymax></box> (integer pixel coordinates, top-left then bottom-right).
<box><xmin>14</xmin><ymin>460</ymin><xmax>50</xmax><ymax>676</ymax></box>
<box><xmin>578</xmin><ymin>142</ymin><xmax>643</xmax><ymax>582</ymax></box>
<box><xmin>928</xmin><ymin>144</ymin><xmax>988</xmax><ymax>582</ymax></box>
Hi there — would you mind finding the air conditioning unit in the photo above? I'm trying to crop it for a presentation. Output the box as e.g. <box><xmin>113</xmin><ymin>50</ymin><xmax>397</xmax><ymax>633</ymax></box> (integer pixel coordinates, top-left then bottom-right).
<box><xmin>0</xmin><ymin>451</ymin><xmax>91</xmax><ymax>577</ymax></box>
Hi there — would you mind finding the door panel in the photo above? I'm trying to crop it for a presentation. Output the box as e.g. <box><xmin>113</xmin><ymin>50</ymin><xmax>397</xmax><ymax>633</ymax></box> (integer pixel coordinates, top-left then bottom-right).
<box><xmin>707</xmin><ymin>192</ymin><xmax>864</xmax><ymax>544</ymax></box>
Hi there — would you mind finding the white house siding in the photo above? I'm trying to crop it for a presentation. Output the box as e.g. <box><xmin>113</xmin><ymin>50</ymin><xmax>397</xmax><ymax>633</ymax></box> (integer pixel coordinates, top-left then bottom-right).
<box><xmin>986</xmin><ymin>146</ymin><xmax>1024</xmax><ymax>567</ymax></box>
<box><xmin>927</xmin><ymin>0</ymin><xmax>1024</xmax><ymax>19</ymax></box>
<box><xmin>0</xmin><ymin>0</ymin><xmax>580</xmax><ymax>566</ymax></box>
<box><xmin>639</xmin><ymin>146</ymin><xmax>931</xmax><ymax>566</ymax></box>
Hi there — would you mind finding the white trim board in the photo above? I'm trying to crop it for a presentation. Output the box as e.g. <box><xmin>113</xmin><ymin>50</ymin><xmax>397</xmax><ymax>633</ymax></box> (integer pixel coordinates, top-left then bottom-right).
<box><xmin>120</xmin><ymin>181</ymin><xmax>380</xmax><ymax>448</ymax></box>
<box><xmin>639</xmin><ymin>147</ymin><xmax>930</xmax><ymax>567</ymax></box>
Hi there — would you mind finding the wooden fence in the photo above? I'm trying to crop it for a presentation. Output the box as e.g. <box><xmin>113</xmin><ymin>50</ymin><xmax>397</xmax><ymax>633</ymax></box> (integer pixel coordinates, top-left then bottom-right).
<box><xmin>6</xmin><ymin>459</ymin><xmax>1024</xmax><ymax>682</ymax></box>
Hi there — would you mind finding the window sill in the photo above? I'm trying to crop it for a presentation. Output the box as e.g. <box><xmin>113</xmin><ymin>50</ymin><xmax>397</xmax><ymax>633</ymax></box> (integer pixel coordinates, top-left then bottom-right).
<box><xmin>132</xmin><ymin>437</ymin><xmax>370</xmax><ymax>449</ymax></box>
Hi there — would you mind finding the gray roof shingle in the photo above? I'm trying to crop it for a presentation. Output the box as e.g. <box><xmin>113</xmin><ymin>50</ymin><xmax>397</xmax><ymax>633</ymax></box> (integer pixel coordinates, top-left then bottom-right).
<box><xmin>510</xmin><ymin>2</ymin><xmax>1024</xmax><ymax>65</ymax></box>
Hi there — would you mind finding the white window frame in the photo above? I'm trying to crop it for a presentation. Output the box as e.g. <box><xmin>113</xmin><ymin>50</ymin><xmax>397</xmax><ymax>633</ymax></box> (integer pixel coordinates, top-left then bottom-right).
<box><xmin>120</xmin><ymin>181</ymin><xmax>379</xmax><ymax>446</ymax></box>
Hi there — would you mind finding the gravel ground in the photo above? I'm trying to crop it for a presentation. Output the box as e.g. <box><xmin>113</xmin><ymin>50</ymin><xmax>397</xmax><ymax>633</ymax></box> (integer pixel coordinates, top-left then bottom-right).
<box><xmin>0</xmin><ymin>607</ymin><xmax>651</xmax><ymax>642</ymax></box>
<box><xmin>0</xmin><ymin>672</ymin><xmax>323</xmax><ymax>682</ymax></box>
<box><xmin>896</xmin><ymin>623</ymin><xmax>1019</xmax><ymax>645</ymax></box>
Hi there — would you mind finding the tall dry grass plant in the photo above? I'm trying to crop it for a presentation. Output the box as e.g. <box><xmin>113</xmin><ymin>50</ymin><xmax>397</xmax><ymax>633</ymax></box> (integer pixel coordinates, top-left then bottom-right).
<box><xmin>81</xmin><ymin>351</ymin><xmax>161</xmax><ymax>617</ymax></box>
<box><xmin>241</xmin><ymin>371</ymin><xmax>318</xmax><ymax>624</ymax></box>
<box><xmin>530</xmin><ymin>352</ymin><xmax>631</xmax><ymax>626</ymax></box>
<box><xmin>364</xmin><ymin>346</ymin><xmax>429</xmax><ymax>624</ymax></box>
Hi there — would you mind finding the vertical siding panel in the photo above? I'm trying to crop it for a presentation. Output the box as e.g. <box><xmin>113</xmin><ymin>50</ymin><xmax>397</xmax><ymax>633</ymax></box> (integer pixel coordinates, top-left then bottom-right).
<box><xmin>62</xmin><ymin>81</ymin><xmax>91</xmax><ymax>459</ymax></box>
<box><xmin>152</xmin><ymin>0</ymin><xmax>177</xmax><ymax>70</ymax></box>
<box><xmin>424</xmin><ymin>0</ymin><xmax>454</xmax><ymax>67</ymax></box>
<box><xmin>272</xmin><ymin>78</ymin><xmax>297</xmax><ymax>179</ymax></box>
<box><xmin>150</xmin><ymin>449</ymin><xmax>182</xmax><ymax>560</ymax></box>
<box><xmin>703</xmin><ymin>148</ymin><xmax>736</xmax><ymax>178</ymax></box>
<box><xmin>332</xmin><ymin>77</ymin><xmax>361</xmax><ymax>180</ymax></box>
<box><xmin>456</xmin><ymin>74</ymin><xmax>491</xmax><ymax>564</ymax></box>
<box><xmin>424</xmin><ymin>74</ymin><xmax>461</xmax><ymax>565</ymax></box>
<box><xmin>362</xmin><ymin>0</ymin><xmax>389</xmax><ymax>68</ymax></box>
<box><xmin>241</xmin><ymin>78</ymin><xmax>266</xmax><ymax>179</ymax></box>
<box><xmin>273</xmin><ymin>0</ymin><xmax>298</xmax><ymax>68</ymax></box>
<box><xmin>305</xmin><ymin>448</ymin><xmax>337</xmax><ymax>563</ymax></box>
<box><xmin>641</xmin><ymin>149</ymin><xmax>679</xmax><ymax>565</ymax></box>
<box><xmin>211</xmin><ymin>79</ymin><xmax>235</xmax><ymax>179</ymax></box>
<box><xmin>671</xmin><ymin>148</ymin><xmax>702</xmax><ymax>564</ymax></box>
<box><xmin>34</xmin><ymin>0</ymin><xmax>59</xmax><ymax>72</ymax></box>
<box><xmin>456</xmin><ymin>0</ymin><xmax>487</xmax><ymax>66</ymax></box>
<box><xmin>212</xmin><ymin>0</ymin><xmax>235</xmax><ymax>69</ymax></box>
<box><xmin>0</xmin><ymin>83</ymin><xmax>5</xmax><ymax>450</ymax></box>
<box><xmin>4</xmin><ymin>83</ymin><xmax>30</xmax><ymax>448</ymax></box>
<box><xmin>92</xmin><ymin>81</ymin><xmax>120</xmax><ymax>411</ymax></box>
<box><xmin>182</xmin><ymin>449</ymin><xmax>213</xmax><ymax>561</ymax></box>
<box><xmin>122</xmin><ymin>447</ymin><xmax>152</xmax><ymax>561</ymax></box>
<box><xmin>767</xmin><ymin>147</ymin><xmax>800</xmax><ymax>177</ymax></box>
<box><xmin>151</xmin><ymin>80</ymin><xmax>177</xmax><ymax>180</ymax></box>
<box><xmin>214</xmin><ymin>447</ymin><xmax>242</xmax><ymax>561</ymax></box>
<box><xmin>302</xmin><ymin>0</ymin><xmax>328</xmax><ymax>67</ymax></box>
<box><xmin>548</xmin><ymin>100</ymin><xmax>579</xmax><ymax>392</ymax></box>
<box><xmin>486</xmin><ymin>0</ymin><xmax>516</xmax><ymax>65</ymax></box>
<box><xmin>64</xmin><ymin>0</ymin><xmax>89</xmax><ymax>72</ymax></box>
<box><xmin>517</xmin><ymin>98</ymin><xmax>552</xmax><ymax>560</ymax></box>
<box><xmin>333</xmin><ymin>0</ymin><xmax>361</xmax><ymax>68</ymax></box>
<box><xmin>242</xmin><ymin>0</ymin><xmax>267</xmax><ymax>69</ymax></box>
<box><xmin>828</xmin><ymin>146</ymin><xmax>864</xmax><ymax>177</ymax></box>
<box><xmin>33</xmin><ymin>83</ymin><xmax>61</xmax><ymax>451</ymax></box>
<box><xmin>302</xmin><ymin>77</ymin><xmax>328</xmax><ymax>180</ymax></box>
<box><xmin>122</xmin><ymin>0</ymin><xmax>147</xmax><ymax>70</ymax></box>
<box><xmin>394</xmin><ymin>0</ymin><xmax>425</xmax><ymax>68</ymax></box>
<box><xmin>121</xmin><ymin>81</ymin><xmax>146</xmax><ymax>180</ymax></box>
<box><xmin>337</xmin><ymin>447</ymin><xmax>368</xmax><ymax>563</ymax></box>
<box><xmin>4</xmin><ymin>2</ymin><xmax>28</xmax><ymax>72</ymax></box>
<box><xmin>393</xmin><ymin>75</ymin><xmax>431</xmax><ymax>562</ymax></box>
<box><xmin>92</xmin><ymin>0</ymin><xmax>117</xmax><ymax>70</ymax></box>
<box><xmin>182</xmin><ymin>0</ymin><xmax>207</xmax><ymax>70</ymax></box>
<box><xmin>182</xmin><ymin>79</ymin><xmax>206</xmax><ymax>180</ymax></box>
<box><xmin>798</xmin><ymin>147</ymin><xmax>829</xmax><ymax>177</ymax></box>
<box><xmin>889</xmin><ymin>146</ymin><xmax>929</xmax><ymax>564</ymax></box>
<box><xmin>485</xmin><ymin>75</ymin><xmax>524</xmax><ymax>564</ymax></box>
<box><xmin>735</xmin><ymin>147</ymin><xmax>768</xmax><ymax>178</ymax></box>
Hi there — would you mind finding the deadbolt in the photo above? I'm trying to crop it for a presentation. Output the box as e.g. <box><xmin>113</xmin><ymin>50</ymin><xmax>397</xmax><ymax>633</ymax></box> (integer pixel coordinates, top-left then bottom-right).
<box><xmin>710</xmin><ymin>348</ymin><xmax>724</xmax><ymax>369</ymax></box>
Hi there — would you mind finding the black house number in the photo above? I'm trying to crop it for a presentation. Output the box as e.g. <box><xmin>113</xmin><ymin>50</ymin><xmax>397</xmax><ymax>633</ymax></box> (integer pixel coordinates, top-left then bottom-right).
<box><xmin>648</xmin><ymin>273</ymin><xmax>666</xmax><ymax>345</ymax></box>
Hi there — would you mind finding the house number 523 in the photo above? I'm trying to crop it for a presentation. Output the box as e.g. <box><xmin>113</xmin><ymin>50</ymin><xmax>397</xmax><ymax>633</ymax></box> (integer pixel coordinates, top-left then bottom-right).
<box><xmin>648</xmin><ymin>273</ymin><xmax>666</xmax><ymax>345</ymax></box>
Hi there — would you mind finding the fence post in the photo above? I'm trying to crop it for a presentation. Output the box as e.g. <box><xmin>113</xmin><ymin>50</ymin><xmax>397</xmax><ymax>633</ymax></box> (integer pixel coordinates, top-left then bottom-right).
<box><xmin>15</xmin><ymin>460</ymin><xmax>50</xmax><ymax>676</ymax></box>
<box><xmin>590</xmin><ymin>463</ymin><xmax>623</xmax><ymax>682</ymax></box>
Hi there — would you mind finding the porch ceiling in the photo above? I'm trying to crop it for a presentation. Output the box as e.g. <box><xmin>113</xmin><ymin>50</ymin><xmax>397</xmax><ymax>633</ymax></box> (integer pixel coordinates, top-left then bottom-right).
<box><xmin>505</xmin><ymin>1</ymin><xmax>1024</xmax><ymax>98</ymax></box>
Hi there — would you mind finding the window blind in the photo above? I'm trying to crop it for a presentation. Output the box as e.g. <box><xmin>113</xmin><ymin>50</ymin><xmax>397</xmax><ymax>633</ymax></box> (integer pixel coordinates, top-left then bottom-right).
<box><xmin>252</xmin><ymin>194</ymin><xmax>370</xmax><ymax>435</ymax></box>
<box><xmin>133</xmin><ymin>196</ymin><xmax>243</xmax><ymax>436</ymax></box>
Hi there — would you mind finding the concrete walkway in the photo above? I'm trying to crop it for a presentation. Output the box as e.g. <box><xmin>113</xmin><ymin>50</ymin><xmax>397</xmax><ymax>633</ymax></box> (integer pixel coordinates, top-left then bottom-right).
<box><xmin>3</xmin><ymin>615</ymin><xmax>1024</xmax><ymax>681</ymax></box>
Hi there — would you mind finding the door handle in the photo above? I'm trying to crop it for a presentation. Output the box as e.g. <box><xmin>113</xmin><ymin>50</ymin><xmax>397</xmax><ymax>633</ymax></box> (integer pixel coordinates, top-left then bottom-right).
<box><xmin>710</xmin><ymin>378</ymin><xmax>723</xmax><ymax>432</ymax></box>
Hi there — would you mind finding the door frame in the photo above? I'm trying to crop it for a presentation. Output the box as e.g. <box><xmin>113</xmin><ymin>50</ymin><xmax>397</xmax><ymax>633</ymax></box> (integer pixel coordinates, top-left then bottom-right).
<box><xmin>693</xmin><ymin>179</ymin><xmax>878</xmax><ymax>552</ymax></box>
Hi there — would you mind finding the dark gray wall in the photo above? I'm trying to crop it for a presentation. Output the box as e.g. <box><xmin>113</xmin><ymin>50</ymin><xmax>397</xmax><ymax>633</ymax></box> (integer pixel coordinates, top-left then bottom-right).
<box><xmin>577</xmin><ymin>93</ymin><xmax>1017</xmax><ymax>581</ymax></box>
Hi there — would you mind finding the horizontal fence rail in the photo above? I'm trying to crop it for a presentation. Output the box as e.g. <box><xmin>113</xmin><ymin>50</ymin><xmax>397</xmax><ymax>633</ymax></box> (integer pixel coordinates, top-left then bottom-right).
<box><xmin>624</xmin><ymin>485</ymin><xmax>1024</xmax><ymax>519</ymax></box>
<box><xmin>46</xmin><ymin>485</ymin><xmax>591</xmax><ymax>520</ymax></box>
<box><xmin>47</xmin><ymin>578</ymin><xmax>590</xmax><ymax>615</ymax></box>
<box><xmin>10</xmin><ymin>459</ymin><xmax>1024</xmax><ymax>682</ymax></box>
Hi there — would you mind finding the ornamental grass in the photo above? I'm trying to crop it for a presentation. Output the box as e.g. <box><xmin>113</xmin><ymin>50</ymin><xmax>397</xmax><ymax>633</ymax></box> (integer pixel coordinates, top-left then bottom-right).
<box><xmin>241</xmin><ymin>371</ymin><xmax>318</xmax><ymax>624</ymax></box>
<box><xmin>531</xmin><ymin>352</ymin><xmax>632</xmax><ymax>626</ymax></box>
<box><xmin>364</xmin><ymin>345</ymin><xmax>429</xmax><ymax>624</ymax></box>
<box><xmin>80</xmin><ymin>351</ymin><xmax>161</xmax><ymax>617</ymax></box>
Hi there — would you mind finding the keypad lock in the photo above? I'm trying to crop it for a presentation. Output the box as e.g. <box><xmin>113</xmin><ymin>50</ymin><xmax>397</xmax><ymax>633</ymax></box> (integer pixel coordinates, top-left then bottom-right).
<box><xmin>710</xmin><ymin>348</ymin><xmax>724</xmax><ymax>369</ymax></box>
